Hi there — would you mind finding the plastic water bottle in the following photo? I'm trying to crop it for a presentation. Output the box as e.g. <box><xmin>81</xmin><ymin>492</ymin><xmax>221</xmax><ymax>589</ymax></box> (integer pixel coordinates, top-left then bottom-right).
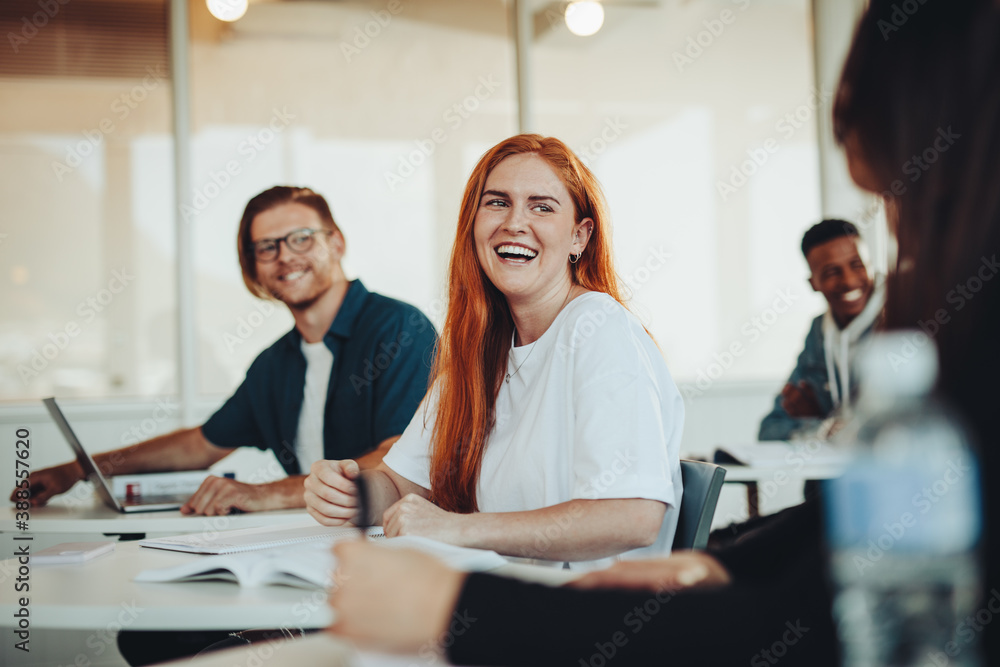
<box><xmin>824</xmin><ymin>332</ymin><xmax>982</xmax><ymax>667</ymax></box>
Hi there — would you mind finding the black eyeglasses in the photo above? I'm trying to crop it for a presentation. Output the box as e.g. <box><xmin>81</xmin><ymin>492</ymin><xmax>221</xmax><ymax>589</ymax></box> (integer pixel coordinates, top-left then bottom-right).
<box><xmin>250</xmin><ymin>228</ymin><xmax>332</xmax><ymax>263</ymax></box>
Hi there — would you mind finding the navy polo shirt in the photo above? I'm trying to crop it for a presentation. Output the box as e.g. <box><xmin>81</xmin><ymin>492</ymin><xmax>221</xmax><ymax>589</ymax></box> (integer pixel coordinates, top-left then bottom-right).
<box><xmin>202</xmin><ymin>280</ymin><xmax>437</xmax><ymax>475</ymax></box>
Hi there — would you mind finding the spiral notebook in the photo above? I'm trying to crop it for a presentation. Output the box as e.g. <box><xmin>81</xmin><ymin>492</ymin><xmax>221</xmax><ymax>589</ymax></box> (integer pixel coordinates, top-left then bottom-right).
<box><xmin>138</xmin><ymin>521</ymin><xmax>384</xmax><ymax>555</ymax></box>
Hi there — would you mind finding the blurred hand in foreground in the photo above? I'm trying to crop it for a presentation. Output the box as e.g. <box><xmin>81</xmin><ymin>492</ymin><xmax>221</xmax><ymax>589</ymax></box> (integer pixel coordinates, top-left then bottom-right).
<box><xmin>571</xmin><ymin>550</ymin><xmax>732</xmax><ymax>592</ymax></box>
<box><xmin>329</xmin><ymin>541</ymin><xmax>466</xmax><ymax>654</ymax></box>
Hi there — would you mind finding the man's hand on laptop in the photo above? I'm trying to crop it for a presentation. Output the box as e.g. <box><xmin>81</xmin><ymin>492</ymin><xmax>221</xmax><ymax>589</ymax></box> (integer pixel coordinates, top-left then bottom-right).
<box><xmin>179</xmin><ymin>476</ymin><xmax>304</xmax><ymax>515</ymax></box>
<box><xmin>10</xmin><ymin>462</ymin><xmax>82</xmax><ymax>506</ymax></box>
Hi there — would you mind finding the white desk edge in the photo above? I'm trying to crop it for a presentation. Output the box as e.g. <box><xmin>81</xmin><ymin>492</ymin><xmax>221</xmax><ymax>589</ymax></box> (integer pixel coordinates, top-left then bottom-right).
<box><xmin>0</xmin><ymin>541</ymin><xmax>577</xmax><ymax>631</ymax></box>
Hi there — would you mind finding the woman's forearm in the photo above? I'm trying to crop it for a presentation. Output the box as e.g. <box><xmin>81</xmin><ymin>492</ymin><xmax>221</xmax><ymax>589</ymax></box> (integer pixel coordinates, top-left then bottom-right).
<box><xmin>360</xmin><ymin>469</ymin><xmax>404</xmax><ymax>524</ymax></box>
<box><xmin>363</xmin><ymin>463</ymin><xmax>432</xmax><ymax>525</ymax></box>
<box><xmin>456</xmin><ymin>498</ymin><xmax>666</xmax><ymax>561</ymax></box>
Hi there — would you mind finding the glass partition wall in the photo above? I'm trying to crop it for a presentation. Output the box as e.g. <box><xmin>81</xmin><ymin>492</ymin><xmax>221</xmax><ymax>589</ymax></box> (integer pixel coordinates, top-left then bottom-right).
<box><xmin>2</xmin><ymin>0</ymin><xmax>824</xmax><ymax>406</ymax></box>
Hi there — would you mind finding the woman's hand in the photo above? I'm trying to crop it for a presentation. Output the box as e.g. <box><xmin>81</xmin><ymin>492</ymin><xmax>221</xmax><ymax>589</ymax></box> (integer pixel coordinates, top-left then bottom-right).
<box><xmin>570</xmin><ymin>551</ymin><xmax>732</xmax><ymax>592</ymax></box>
<box><xmin>383</xmin><ymin>493</ymin><xmax>468</xmax><ymax>544</ymax></box>
<box><xmin>329</xmin><ymin>541</ymin><xmax>467</xmax><ymax>653</ymax></box>
<box><xmin>304</xmin><ymin>459</ymin><xmax>360</xmax><ymax>526</ymax></box>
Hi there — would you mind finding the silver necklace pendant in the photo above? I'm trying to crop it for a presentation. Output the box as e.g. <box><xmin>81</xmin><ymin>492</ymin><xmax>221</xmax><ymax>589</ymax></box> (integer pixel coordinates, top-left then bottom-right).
<box><xmin>505</xmin><ymin>373</ymin><xmax>511</xmax><ymax>384</ymax></box>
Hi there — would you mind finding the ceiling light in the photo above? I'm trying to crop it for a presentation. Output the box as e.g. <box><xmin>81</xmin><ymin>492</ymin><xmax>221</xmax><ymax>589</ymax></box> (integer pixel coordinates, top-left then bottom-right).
<box><xmin>207</xmin><ymin>0</ymin><xmax>248</xmax><ymax>23</ymax></box>
<box><xmin>565</xmin><ymin>1</ymin><xmax>605</xmax><ymax>37</ymax></box>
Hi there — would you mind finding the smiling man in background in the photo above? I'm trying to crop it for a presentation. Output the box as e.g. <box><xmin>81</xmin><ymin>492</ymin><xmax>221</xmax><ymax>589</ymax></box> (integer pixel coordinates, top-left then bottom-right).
<box><xmin>15</xmin><ymin>186</ymin><xmax>437</xmax><ymax>515</ymax></box>
<box><xmin>759</xmin><ymin>219</ymin><xmax>884</xmax><ymax>441</ymax></box>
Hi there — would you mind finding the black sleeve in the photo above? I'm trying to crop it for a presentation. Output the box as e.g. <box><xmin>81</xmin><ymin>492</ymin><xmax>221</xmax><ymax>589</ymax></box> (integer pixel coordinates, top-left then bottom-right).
<box><xmin>448</xmin><ymin>503</ymin><xmax>838</xmax><ymax>667</ymax></box>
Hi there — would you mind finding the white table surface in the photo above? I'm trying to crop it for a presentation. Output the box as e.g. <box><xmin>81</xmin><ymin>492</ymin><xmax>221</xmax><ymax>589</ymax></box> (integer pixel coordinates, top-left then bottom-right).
<box><xmin>706</xmin><ymin>441</ymin><xmax>848</xmax><ymax>483</ymax></box>
<box><xmin>0</xmin><ymin>493</ymin><xmax>310</xmax><ymax>535</ymax></box>
<box><xmin>0</xmin><ymin>540</ymin><xmax>577</xmax><ymax>631</ymax></box>
<box><xmin>719</xmin><ymin>463</ymin><xmax>844</xmax><ymax>483</ymax></box>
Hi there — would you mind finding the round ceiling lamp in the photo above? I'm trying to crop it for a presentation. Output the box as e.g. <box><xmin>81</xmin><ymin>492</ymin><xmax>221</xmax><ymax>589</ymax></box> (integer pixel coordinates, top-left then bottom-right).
<box><xmin>564</xmin><ymin>1</ymin><xmax>605</xmax><ymax>37</ymax></box>
<box><xmin>207</xmin><ymin>0</ymin><xmax>249</xmax><ymax>23</ymax></box>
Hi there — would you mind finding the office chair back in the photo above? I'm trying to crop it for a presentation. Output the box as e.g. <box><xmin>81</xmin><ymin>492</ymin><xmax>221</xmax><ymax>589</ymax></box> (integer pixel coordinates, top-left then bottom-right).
<box><xmin>672</xmin><ymin>460</ymin><xmax>727</xmax><ymax>550</ymax></box>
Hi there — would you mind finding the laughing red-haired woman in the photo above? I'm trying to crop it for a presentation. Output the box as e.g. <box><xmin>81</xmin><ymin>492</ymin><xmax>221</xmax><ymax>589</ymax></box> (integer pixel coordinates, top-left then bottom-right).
<box><xmin>304</xmin><ymin>134</ymin><xmax>684</xmax><ymax>569</ymax></box>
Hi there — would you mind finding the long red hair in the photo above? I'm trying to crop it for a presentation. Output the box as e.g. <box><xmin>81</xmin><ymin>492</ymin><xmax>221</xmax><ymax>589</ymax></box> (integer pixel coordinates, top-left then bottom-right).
<box><xmin>429</xmin><ymin>134</ymin><xmax>627</xmax><ymax>513</ymax></box>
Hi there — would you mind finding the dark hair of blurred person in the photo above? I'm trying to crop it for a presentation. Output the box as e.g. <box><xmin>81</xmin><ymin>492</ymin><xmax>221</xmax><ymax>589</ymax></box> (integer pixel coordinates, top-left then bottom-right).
<box><xmin>800</xmin><ymin>218</ymin><xmax>860</xmax><ymax>258</ymax></box>
<box><xmin>835</xmin><ymin>2</ymin><xmax>1000</xmax><ymax>659</ymax></box>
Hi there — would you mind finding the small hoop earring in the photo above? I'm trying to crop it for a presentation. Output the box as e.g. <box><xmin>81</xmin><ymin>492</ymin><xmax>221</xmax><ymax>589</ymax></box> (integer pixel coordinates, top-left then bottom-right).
<box><xmin>569</xmin><ymin>252</ymin><xmax>582</xmax><ymax>264</ymax></box>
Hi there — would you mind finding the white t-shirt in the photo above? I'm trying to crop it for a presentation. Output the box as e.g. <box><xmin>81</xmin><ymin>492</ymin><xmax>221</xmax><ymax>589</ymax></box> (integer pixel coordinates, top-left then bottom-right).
<box><xmin>384</xmin><ymin>292</ymin><xmax>684</xmax><ymax>571</ymax></box>
<box><xmin>295</xmin><ymin>340</ymin><xmax>335</xmax><ymax>474</ymax></box>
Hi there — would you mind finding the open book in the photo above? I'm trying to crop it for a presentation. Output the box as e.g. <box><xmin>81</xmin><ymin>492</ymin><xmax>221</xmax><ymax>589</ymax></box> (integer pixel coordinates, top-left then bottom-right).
<box><xmin>134</xmin><ymin>534</ymin><xmax>508</xmax><ymax>589</ymax></box>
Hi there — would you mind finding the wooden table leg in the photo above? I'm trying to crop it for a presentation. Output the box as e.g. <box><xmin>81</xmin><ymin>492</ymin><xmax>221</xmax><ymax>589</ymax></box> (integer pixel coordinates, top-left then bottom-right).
<box><xmin>746</xmin><ymin>481</ymin><xmax>760</xmax><ymax>519</ymax></box>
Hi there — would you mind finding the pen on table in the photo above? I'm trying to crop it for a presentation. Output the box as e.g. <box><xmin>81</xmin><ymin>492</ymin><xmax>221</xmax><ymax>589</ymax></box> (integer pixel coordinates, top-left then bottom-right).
<box><xmin>354</xmin><ymin>472</ymin><xmax>371</xmax><ymax>539</ymax></box>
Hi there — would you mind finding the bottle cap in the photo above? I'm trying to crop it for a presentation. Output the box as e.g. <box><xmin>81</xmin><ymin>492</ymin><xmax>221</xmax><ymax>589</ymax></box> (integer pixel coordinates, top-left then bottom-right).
<box><xmin>857</xmin><ymin>330</ymin><xmax>938</xmax><ymax>399</ymax></box>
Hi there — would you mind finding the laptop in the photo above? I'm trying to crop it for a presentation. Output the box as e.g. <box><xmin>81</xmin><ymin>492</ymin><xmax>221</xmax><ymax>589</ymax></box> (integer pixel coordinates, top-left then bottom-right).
<box><xmin>43</xmin><ymin>397</ymin><xmax>192</xmax><ymax>512</ymax></box>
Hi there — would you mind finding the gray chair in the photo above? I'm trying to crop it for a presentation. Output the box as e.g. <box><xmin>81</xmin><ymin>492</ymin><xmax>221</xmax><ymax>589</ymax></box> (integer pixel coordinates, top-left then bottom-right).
<box><xmin>671</xmin><ymin>459</ymin><xmax>727</xmax><ymax>550</ymax></box>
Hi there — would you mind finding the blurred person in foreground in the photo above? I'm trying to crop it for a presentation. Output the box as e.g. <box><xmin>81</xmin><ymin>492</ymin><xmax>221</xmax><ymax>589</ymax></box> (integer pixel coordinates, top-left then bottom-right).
<box><xmin>305</xmin><ymin>135</ymin><xmax>684</xmax><ymax>570</ymax></box>
<box><xmin>759</xmin><ymin>219</ymin><xmax>885</xmax><ymax>441</ymax></box>
<box><xmin>323</xmin><ymin>1</ymin><xmax>1000</xmax><ymax>664</ymax></box>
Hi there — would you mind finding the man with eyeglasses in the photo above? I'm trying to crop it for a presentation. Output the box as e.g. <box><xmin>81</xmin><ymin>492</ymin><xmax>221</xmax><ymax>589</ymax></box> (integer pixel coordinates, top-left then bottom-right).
<box><xmin>16</xmin><ymin>186</ymin><xmax>437</xmax><ymax>516</ymax></box>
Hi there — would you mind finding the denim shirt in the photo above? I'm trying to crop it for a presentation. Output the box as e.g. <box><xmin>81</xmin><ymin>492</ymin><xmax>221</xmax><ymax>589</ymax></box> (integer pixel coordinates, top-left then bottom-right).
<box><xmin>758</xmin><ymin>314</ymin><xmax>873</xmax><ymax>441</ymax></box>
